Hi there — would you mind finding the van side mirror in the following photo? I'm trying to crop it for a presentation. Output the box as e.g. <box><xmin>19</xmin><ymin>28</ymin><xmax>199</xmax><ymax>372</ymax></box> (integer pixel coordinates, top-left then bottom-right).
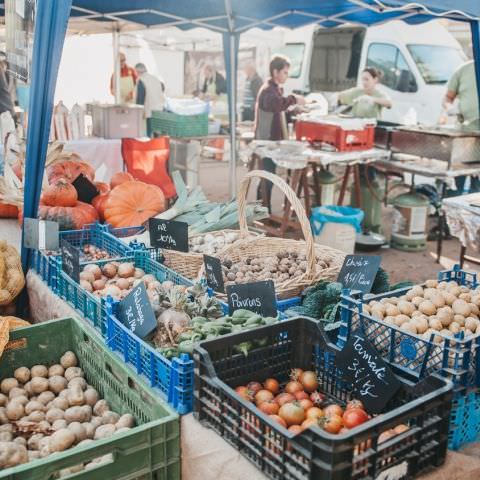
<box><xmin>397</xmin><ymin>70</ymin><xmax>417</xmax><ymax>93</ymax></box>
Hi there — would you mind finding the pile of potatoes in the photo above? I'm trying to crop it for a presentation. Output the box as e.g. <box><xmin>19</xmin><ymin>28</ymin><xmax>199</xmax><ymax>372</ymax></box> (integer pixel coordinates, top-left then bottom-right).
<box><xmin>363</xmin><ymin>279</ymin><xmax>480</xmax><ymax>342</ymax></box>
<box><xmin>0</xmin><ymin>351</ymin><xmax>135</xmax><ymax>471</ymax></box>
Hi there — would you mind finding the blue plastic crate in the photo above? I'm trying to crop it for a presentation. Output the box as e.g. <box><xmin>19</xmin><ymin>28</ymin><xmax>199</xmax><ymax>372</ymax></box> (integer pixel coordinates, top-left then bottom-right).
<box><xmin>449</xmin><ymin>389</ymin><xmax>480</xmax><ymax>450</ymax></box>
<box><xmin>338</xmin><ymin>265</ymin><xmax>480</xmax><ymax>396</ymax></box>
<box><xmin>57</xmin><ymin>250</ymin><xmax>193</xmax><ymax>336</ymax></box>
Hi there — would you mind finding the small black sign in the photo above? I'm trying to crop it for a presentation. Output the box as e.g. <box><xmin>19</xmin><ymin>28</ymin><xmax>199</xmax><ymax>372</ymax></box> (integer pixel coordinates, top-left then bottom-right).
<box><xmin>336</xmin><ymin>330</ymin><xmax>401</xmax><ymax>414</ymax></box>
<box><xmin>24</xmin><ymin>218</ymin><xmax>59</xmax><ymax>251</ymax></box>
<box><xmin>72</xmin><ymin>174</ymin><xmax>99</xmax><ymax>204</ymax></box>
<box><xmin>226</xmin><ymin>280</ymin><xmax>277</xmax><ymax>318</ymax></box>
<box><xmin>61</xmin><ymin>239</ymin><xmax>80</xmax><ymax>282</ymax></box>
<box><xmin>149</xmin><ymin>218</ymin><xmax>189</xmax><ymax>252</ymax></box>
<box><xmin>204</xmin><ymin>255</ymin><xmax>224</xmax><ymax>293</ymax></box>
<box><xmin>337</xmin><ymin>255</ymin><xmax>381</xmax><ymax>293</ymax></box>
<box><xmin>117</xmin><ymin>282</ymin><xmax>157</xmax><ymax>339</ymax></box>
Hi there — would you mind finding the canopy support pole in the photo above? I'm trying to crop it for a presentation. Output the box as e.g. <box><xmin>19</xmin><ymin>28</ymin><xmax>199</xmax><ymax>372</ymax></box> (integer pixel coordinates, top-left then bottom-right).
<box><xmin>112</xmin><ymin>27</ymin><xmax>121</xmax><ymax>103</ymax></box>
<box><xmin>21</xmin><ymin>0</ymin><xmax>72</xmax><ymax>270</ymax></box>
<box><xmin>470</xmin><ymin>21</ymin><xmax>480</xmax><ymax>119</ymax></box>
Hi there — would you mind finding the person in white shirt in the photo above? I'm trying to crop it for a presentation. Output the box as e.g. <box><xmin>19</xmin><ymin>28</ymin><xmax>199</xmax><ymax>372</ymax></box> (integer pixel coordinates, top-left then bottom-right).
<box><xmin>135</xmin><ymin>63</ymin><xmax>166</xmax><ymax>137</ymax></box>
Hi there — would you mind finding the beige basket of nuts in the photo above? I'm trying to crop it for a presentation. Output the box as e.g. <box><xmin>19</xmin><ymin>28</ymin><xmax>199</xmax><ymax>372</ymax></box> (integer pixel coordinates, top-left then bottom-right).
<box><xmin>198</xmin><ymin>170</ymin><xmax>346</xmax><ymax>299</ymax></box>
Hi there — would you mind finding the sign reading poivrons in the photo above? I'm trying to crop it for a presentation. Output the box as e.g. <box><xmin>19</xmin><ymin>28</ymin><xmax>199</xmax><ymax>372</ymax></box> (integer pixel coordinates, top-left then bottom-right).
<box><xmin>149</xmin><ymin>218</ymin><xmax>188</xmax><ymax>252</ymax></box>
<box><xmin>336</xmin><ymin>330</ymin><xmax>400</xmax><ymax>414</ymax></box>
<box><xmin>337</xmin><ymin>254</ymin><xmax>381</xmax><ymax>293</ymax></box>
<box><xmin>227</xmin><ymin>280</ymin><xmax>277</xmax><ymax>318</ymax></box>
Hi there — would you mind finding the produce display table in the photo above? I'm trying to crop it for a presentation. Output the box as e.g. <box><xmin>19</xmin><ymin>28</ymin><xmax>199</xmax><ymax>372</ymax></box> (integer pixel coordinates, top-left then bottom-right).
<box><xmin>443</xmin><ymin>193</ymin><xmax>480</xmax><ymax>267</ymax></box>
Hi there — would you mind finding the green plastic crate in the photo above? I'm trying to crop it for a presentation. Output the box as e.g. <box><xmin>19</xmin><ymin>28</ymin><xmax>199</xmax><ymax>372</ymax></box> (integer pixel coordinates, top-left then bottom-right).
<box><xmin>0</xmin><ymin>318</ymin><xmax>180</xmax><ymax>480</ymax></box>
<box><xmin>151</xmin><ymin>111</ymin><xmax>208</xmax><ymax>137</ymax></box>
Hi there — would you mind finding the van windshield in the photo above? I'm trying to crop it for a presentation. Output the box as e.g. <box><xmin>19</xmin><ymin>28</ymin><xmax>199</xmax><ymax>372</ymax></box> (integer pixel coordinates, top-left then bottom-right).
<box><xmin>280</xmin><ymin>43</ymin><xmax>305</xmax><ymax>78</ymax></box>
<box><xmin>407</xmin><ymin>45</ymin><xmax>466</xmax><ymax>84</ymax></box>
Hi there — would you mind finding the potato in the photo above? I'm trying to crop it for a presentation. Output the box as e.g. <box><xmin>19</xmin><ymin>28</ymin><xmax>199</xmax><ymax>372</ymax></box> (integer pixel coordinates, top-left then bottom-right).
<box><xmin>437</xmin><ymin>307</ymin><xmax>453</xmax><ymax>327</ymax></box>
<box><xmin>13</xmin><ymin>367</ymin><xmax>30</xmax><ymax>384</ymax></box>
<box><xmin>9</xmin><ymin>387</ymin><xmax>26</xmax><ymax>399</ymax></box>
<box><xmin>115</xmin><ymin>427</ymin><xmax>131</xmax><ymax>435</ymax></box>
<box><xmin>26</xmin><ymin>411</ymin><xmax>46</xmax><ymax>423</ymax></box>
<box><xmin>31</xmin><ymin>365</ymin><xmax>48</xmax><ymax>378</ymax></box>
<box><xmin>13</xmin><ymin>436</ymin><xmax>27</xmax><ymax>447</ymax></box>
<box><xmin>90</xmin><ymin>416</ymin><xmax>103</xmax><ymax>429</ymax></box>
<box><xmin>23</xmin><ymin>382</ymin><xmax>33</xmax><ymax>397</ymax></box>
<box><xmin>58</xmin><ymin>390</ymin><xmax>70</xmax><ymax>400</ymax></box>
<box><xmin>38</xmin><ymin>420</ymin><xmax>50</xmax><ymax>431</ymax></box>
<box><xmin>384</xmin><ymin>315</ymin><xmax>395</xmax><ymax>324</ymax></box>
<box><xmin>0</xmin><ymin>431</ymin><xmax>12</xmax><ymax>442</ymax></box>
<box><xmin>0</xmin><ymin>394</ymin><xmax>6</xmax><ymax>407</ymax></box>
<box><xmin>68</xmin><ymin>421</ymin><xmax>87</xmax><ymax>443</ymax></box>
<box><xmin>428</xmin><ymin>317</ymin><xmax>443</xmax><ymax>331</ymax></box>
<box><xmin>64</xmin><ymin>406</ymin><xmax>86</xmax><ymax>423</ymax></box>
<box><xmin>28</xmin><ymin>451</ymin><xmax>41</xmax><ymax>461</ymax></box>
<box><xmin>67</xmin><ymin>386</ymin><xmax>85</xmax><ymax>406</ymax></box>
<box><xmin>394</xmin><ymin>314</ymin><xmax>410</xmax><ymax>327</ymax></box>
<box><xmin>116</xmin><ymin>413</ymin><xmax>135</xmax><ymax>429</ymax></box>
<box><xmin>412</xmin><ymin>317</ymin><xmax>428</xmax><ymax>334</ymax></box>
<box><xmin>449</xmin><ymin>286</ymin><xmax>462</xmax><ymax>297</ymax></box>
<box><xmin>37</xmin><ymin>391</ymin><xmax>55</xmax><ymax>405</ymax></box>
<box><xmin>469</xmin><ymin>303</ymin><xmax>480</xmax><ymax>316</ymax></box>
<box><xmin>429</xmin><ymin>293</ymin><xmax>445</xmax><ymax>308</ymax></box>
<box><xmin>465</xmin><ymin>317</ymin><xmax>480</xmax><ymax>333</ymax></box>
<box><xmin>385</xmin><ymin>304</ymin><xmax>400</xmax><ymax>317</ymax></box>
<box><xmin>52</xmin><ymin>419</ymin><xmax>68</xmax><ymax>431</ymax></box>
<box><xmin>46</xmin><ymin>408</ymin><xmax>65</xmax><ymax>423</ymax></box>
<box><xmin>6</xmin><ymin>401</ymin><xmax>24</xmax><ymax>420</ymax></box>
<box><xmin>102</xmin><ymin>411</ymin><xmax>120</xmax><ymax>425</ymax></box>
<box><xmin>411</xmin><ymin>296</ymin><xmax>424</xmax><ymax>307</ymax></box>
<box><xmin>1</xmin><ymin>378</ymin><xmax>18</xmax><ymax>395</ymax></box>
<box><xmin>84</xmin><ymin>388</ymin><xmax>99</xmax><ymax>407</ymax></box>
<box><xmin>64</xmin><ymin>367</ymin><xmax>84</xmax><ymax>383</ymax></box>
<box><xmin>410</xmin><ymin>285</ymin><xmax>424</xmax><ymax>297</ymax></box>
<box><xmin>398</xmin><ymin>301</ymin><xmax>415</xmax><ymax>316</ymax></box>
<box><xmin>449</xmin><ymin>322</ymin><xmax>461</xmax><ymax>334</ymax></box>
<box><xmin>48</xmin><ymin>364</ymin><xmax>65</xmax><ymax>378</ymax></box>
<box><xmin>81</xmin><ymin>405</ymin><xmax>92</xmax><ymax>423</ymax></box>
<box><xmin>425</xmin><ymin>279</ymin><xmax>438</xmax><ymax>288</ymax></box>
<box><xmin>93</xmin><ymin>400</ymin><xmax>110</xmax><ymax>416</ymax></box>
<box><xmin>60</xmin><ymin>351</ymin><xmax>78</xmax><ymax>369</ymax></box>
<box><xmin>68</xmin><ymin>377</ymin><xmax>87</xmax><ymax>391</ymax></box>
<box><xmin>459</xmin><ymin>293</ymin><xmax>472</xmax><ymax>303</ymax></box>
<box><xmin>50</xmin><ymin>397</ymin><xmax>69</xmax><ymax>410</ymax></box>
<box><xmin>49</xmin><ymin>376</ymin><xmax>68</xmax><ymax>394</ymax></box>
<box><xmin>454</xmin><ymin>314</ymin><xmax>466</xmax><ymax>326</ymax></box>
<box><xmin>83</xmin><ymin>422</ymin><xmax>95</xmax><ymax>439</ymax></box>
<box><xmin>402</xmin><ymin>322</ymin><xmax>417</xmax><ymax>335</ymax></box>
<box><xmin>28</xmin><ymin>433</ymin><xmax>44</xmax><ymax>450</ymax></box>
<box><xmin>0</xmin><ymin>408</ymin><xmax>8</xmax><ymax>424</ymax></box>
<box><xmin>78</xmin><ymin>438</ymin><xmax>94</xmax><ymax>447</ymax></box>
<box><xmin>0</xmin><ymin>442</ymin><xmax>28</xmax><ymax>467</ymax></box>
<box><xmin>25</xmin><ymin>400</ymin><xmax>45</xmax><ymax>415</ymax></box>
<box><xmin>476</xmin><ymin>324</ymin><xmax>480</xmax><ymax>335</ymax></box>
<box><xmin>441</xmin><ymin>291</ymin><xmax>457</xmax><ymax>306</ymax></box>
<box><xmin>370</xmin><ymin>307</ymin><xmax>384</xmax><ymax>320</ymax></box>
<box><xmin>94</xmin><ymin>424</ymin><xmax>115</xmax><ymax>440</ymax></box>
<box><xmin>452</xmin><ymin>299</ymin><xmax>471</xmax><ymax>317</ymax></box>
<box><xmin>419</xmin><ymin>300</ymin><xmax>436</xmax><ymax>316</ymax></box>
<box><xmin>49</xmin><ymin>428</ymin><xmax>76</xmax><ymax>452</ymax></box>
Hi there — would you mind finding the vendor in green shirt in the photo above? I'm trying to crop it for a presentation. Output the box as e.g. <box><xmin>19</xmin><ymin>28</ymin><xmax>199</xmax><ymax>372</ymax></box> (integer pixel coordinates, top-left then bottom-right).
<box><xmin>338</xmin><ymin>67</ymin><xmax>392</xmax><ymax>119</ymax></box>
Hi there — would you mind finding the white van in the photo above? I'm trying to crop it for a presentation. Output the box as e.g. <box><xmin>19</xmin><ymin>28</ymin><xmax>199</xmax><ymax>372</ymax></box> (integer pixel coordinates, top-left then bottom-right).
<box><xmin>282</xmin><ymin>21</ymin><xmax>467</xmax><ymax>124</ymax></box>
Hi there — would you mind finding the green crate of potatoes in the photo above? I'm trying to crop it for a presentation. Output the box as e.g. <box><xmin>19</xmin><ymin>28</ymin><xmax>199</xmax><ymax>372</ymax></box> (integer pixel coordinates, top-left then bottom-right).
<box><xmin>151</xmin><ymin>111</ymin><xmax>208</xmax><ymax>137</ymax></box>
<box><xmin>0</xmin><ymin>318</ymin><xmax>180</xmax><ymax>480</ymax></box>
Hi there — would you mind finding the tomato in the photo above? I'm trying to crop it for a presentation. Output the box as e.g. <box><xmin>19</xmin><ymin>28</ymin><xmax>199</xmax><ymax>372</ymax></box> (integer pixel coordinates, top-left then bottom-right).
<box><xmin>290</xmin><ymin>368</ymin><xmax>303</xmax><ymax>381</ymax></box>
<box><xmin>306</xmin><ymin>407</ymin><xmax>324</xmax><ymax>420</ymax></box>
<box><xmin>264</xmin><ymin>378</ymin><xmax>280</xmax><ymax>395</ymax></box>
<box><xmin>275</xmin><ymin>393</ymin><xmax>295</xmax><ymax>406</ymax></box>
<box><xmin>346</xmin><ymin>399</ymin><xmax>364</xmax><ymax>411</ymax></box>
<box><xmin>259</xmin><ymin>400</ymin><xmax>279</xmax><ymax>415</ymax></box>
<box><xmin>247</xmin><ymin>381</ymin><xmax>263</xmax><ymax>394</ymax></box>
<box><xmin>324</xmin><ymin>404</ymin><xmax>344</xmax><ymax>418</ymax></box>
<box><xmin>255</xmin><ymin>389</ymin><xmax>274</xmax><ymax>405</ymax></box>
<box><xmin>285</xmin><ymin>381</ymin><xmax>304</xmax><ymax>395</ymax></box>
<box><xmin>269</xmin><ymin>414</ymin><xmax>287</xmax><ymax>428</ymax></box>
<box><xmin>301</xmin><ymin>418</ymin><xmax>319</xmax><ymax>430</ymax></box>
<box><xmin>300</xmin><ymin>371</ymin><xmax>319</xmax><ymax>393</ymax></box>
<box><xmin>342</xmin><ymin>408</ymin><xmax>369</xmax><ymax>429</ymax></box>
<box><xmin>310</xmin><ymin>392</ymin><xmax>326</xmax><ymax>406</ymax></box>
<box><xmin>294</xmin><ymin>391</ymin><xmax>310</xmax><ymax>401</ymax></box>
<box><xmin>279</xmin><ymin>402</ymin><xmax>306</xmax><ymax>426</ymax></box>
<box><xmin>235</xmin><ymin>386</ymin><xmax>253</xmax><ymax>401</ymax></box>
<box><xmin>321</xmin><ymin>414</ymin><xmax>343</xmax><ymax>434</ymax></box>
<box><xmin>288</xmin><ymin>425</ymin><xmax>303</xmax><ymax>435</ymax></box>
<box><xmin>298</xmin><ymin>399</ymin><xmax>314</xmax><ymax>411</ymax></box>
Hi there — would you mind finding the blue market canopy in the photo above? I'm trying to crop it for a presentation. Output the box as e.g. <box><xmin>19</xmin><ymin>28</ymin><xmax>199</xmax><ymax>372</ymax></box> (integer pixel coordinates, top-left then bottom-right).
<box><xmin>21</xmin><ymin>0</ymin><xmax>480</xmax><ymax>268</ymax></box>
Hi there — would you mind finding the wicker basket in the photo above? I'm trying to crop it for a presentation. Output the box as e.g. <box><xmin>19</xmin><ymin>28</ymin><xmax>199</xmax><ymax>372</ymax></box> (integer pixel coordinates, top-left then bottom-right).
<box><xmin>199</xmin><ymin>170</ymin><xmax>346</xmax><ymax>299</ymax></box>
<box><xmin>162</xmin><ymin>229</ymin><xmax>260</xmax><ymax>279</ymax></box>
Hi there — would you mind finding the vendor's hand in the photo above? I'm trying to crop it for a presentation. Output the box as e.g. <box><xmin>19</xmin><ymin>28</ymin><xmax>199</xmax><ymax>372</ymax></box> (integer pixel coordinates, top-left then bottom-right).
<box><xmin>294</xmin><ymin>94</ymin><xmax>306</xmax><ymax>106</ymax></box>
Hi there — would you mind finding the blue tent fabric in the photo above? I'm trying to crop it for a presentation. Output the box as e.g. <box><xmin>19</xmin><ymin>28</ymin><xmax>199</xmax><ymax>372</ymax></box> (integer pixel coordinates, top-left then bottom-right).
<box><xmin>21</xmin><ymin>0</ymin><xmax>72</xmax><ymax>270</ymax></box>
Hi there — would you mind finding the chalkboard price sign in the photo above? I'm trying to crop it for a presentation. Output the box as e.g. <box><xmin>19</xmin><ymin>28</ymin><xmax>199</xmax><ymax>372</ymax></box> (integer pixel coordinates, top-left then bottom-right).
<box><xmin>204</xmin><ymin>255</ymin><xmax>225</xmax><ymax>293</ymax></box>
<box><xmin>72</xmin><ymin>174</ymin><xmax>99</xmax><ymax>204</ymax></box>
<box><xmin>226</xmin><ymin>280</ymin><xmax>277</xmax><ymax>318</ymax></box>
<box><xmin>60</xmin><ymin>239</ymin><xmax>80</xmax><ymax>283</ymax></box>
<box><xmin>336</xmin><ymin>330</ymin><xmax>400</xmax><ymax>414</ymax></box>
<box><xmin>149</xmin><ymin>218</ymin><xmax>189</xmax><ymax>252</ymax></box>
<box><xmin>117</xmin><ymin>282</ymin><xmax>157</xmax><ymax>339</ymax></box>
<box><xmin>337</xmin><ymin>255</ymin><xmax>381</xmax><ymax>293</ymax></box>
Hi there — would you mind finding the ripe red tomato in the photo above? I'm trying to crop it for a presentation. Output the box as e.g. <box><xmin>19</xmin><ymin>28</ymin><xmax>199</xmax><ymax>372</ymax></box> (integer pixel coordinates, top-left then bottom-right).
<box><xmin>269</xmin><ymin>414</ymin><xmax>287</xmax><ymax>428</ymax></box>
<box><xmin>255</xmin><ymin>389</ymin><xmax>274</xmax><ymax>405</ymax></box>
<box><xmin>285</xmin><ymin>381</ymin><xmax>304</xmax><ymax>395</ymax></box>
<box><xmin>264</xmin><ymin>378</ymin><xmax>280</xmax><ymax>394</ymax></box>
<box><xmin>324</xmin><ymin>404</ymin><xmax>344</xmax><ymax>418</ymax></box>
<box><xmin>279</xmin><ymin>402</ymin><xmax>306</xmax><ymax>426</ymax></box>
<box><xmin>310</xmin><ymin>392</ymin><xmax>326</xmax><ymax>406</ymax></box>
<box><xmin>275</xmin><ymin>393</ymin><xmax>295</xmax><ymax>406</ymax></box>
<box><xmin>346</xmin><ymin>400</ymin><xmax>364</xmax><ymax>411</ymax></box>
<box><xmin>306</xmin><ymin>407</ymin><xmax>324</xmax><ymax>420</ymax></box>
<box><xmin>258</xmin><ymin>400</ymin><xmax>279</xmax><ymax>415</ymax></box>
<box><xmin>294</xmin><ymin>391</ymin><xmax>310</xmax><ymax>401</ymax></box>
<box><xmin>290</xmin><ymin>368</ymin><xmax>303</xmax><ymax>381</ymax></box>
<box><xmin>321</xmin><ymin>414</ymin><xmax>343</xmax><ymax>434</ymax></box>
<box><xmin>342</xmin><ymin>408</ymin><xmax>369</xmax><ymax>429</ymax></box>
<box><xmin>288</xmin><ymin>425</ymin><xmax>303</xmax><ymax>435</ymax></box>
<box><xmin>300</xmin><ymin>371</ymin><xmax>319</xmax><ymax>393</ymax></box>
<box><xmin>298</xmin><ymin>399</ymin><xmax>314</xmax><ymax>411</ymax></box>
<box><xmin>247</xmin><ymin>381</ymin><xmax>263</xmax><ymax>394</ymax></box>
<box><xmin>235</xmin><ymin>386</ymin><xmax>253</xmax><ymax>401</ymax></box>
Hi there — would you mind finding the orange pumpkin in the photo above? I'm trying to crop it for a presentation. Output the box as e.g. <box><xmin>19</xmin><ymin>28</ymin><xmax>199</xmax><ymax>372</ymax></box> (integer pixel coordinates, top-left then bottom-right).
<box><xmin>92</xmin><ymin>193</ymin><xmax>110</xmax><ymax>222</ymax></box>
<box><xmin>47</xmin><ymin>159</ymin><xmax>95</xmax><ymax>184</ymax></box>
<box><xmin>0</xmin><ymin>203</ymin><xmax>19</xmax><ymax>218</ymax></box>
<box><xmin>38</xmin><ymin>201</ymin><xmax>99</xmax><ymax>231</ymax></box>
<box><xmin>104</xmin><ymin>181</ymin><xmax>166</xmax><ymax>228</ymax></box>
<box><xmin>110</xmin><ymin>171</ymin><xmax>134</xmax><ymax>189</ymax></box>
<box><xmin>94</xmin><ymin>181</ymin><xmax>110</xmax><ymax>195</ymax></box>
<box><xmin>41</xmin><ymin>179</ymin><xmax>78</xmax><ymax>207</ymax></box>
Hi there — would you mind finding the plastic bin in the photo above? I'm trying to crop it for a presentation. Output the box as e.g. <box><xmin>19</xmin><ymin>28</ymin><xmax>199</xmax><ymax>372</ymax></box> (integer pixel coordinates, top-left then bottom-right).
<box><xmin>0</xmin><ymin>317</ymin><xmax>180</xmax><ymax>480</ymax></box>
<box><xmin>151</xmin><ymin>111</ymin><xmax>208</xmax><ymax>137</ymax></box>
<box><xmin>311</xmin><ymin>206</ymin><xmax>364</xmax><ymax>254</ymax></box>
<box><xmin>449</xmin><ymin>389</ymin><xmax>480</xmax><ymax>450</ymax></box>
<box><xmin>194</xmin><ymin>317</ymin><xmax>452</xmax><ymax>480</ymax></box>
<box><xmin>338</xmin><ymin>265</ymin><xmax>479</xmax><ymax>396</ymax></box>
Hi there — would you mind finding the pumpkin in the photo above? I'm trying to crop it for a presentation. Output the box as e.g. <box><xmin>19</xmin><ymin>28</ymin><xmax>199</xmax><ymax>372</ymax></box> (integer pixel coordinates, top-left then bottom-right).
<box><xmin>92</xmin><ymin>193</ymin><xmax>110</xmax><ymax>222</ymax></box>
<box><xmin>41</xmin><ymin>179</ymin><xmax>78</xmax><ymax>207</ymax></box>
<box><xmin>104</xmin><ymin>181</ymin><xmax>166</xmax><ymax>228</ymax></box>
<box><xmin>0</xmin><ymin>203</ymin><xmax>18</xmax><ymax>219</ymax></box>
<box><xmin>94</xmin><ymin>181</ymin><xmax>110</xmax><ymax>195</ymax></box>
<box><xmin>110</xmin><ymin>171</ymin><xmax>134</xmax><ymax>189</ymax></box>
<box><xmin>38</xmin><ymin>201</ymin><xmax>99</xmax><ymax>230</ymax></box>
<box><xmin>47</xmin><ymin>159</ymin><xmax>95</xmax><ymax>184</ymax></box>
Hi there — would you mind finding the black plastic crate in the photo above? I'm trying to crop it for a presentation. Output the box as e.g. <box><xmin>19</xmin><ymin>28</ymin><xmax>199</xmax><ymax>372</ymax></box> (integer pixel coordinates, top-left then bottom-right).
<box><xmin>194</xmin><ymin>317</ymin><xmax>452</xmax><ymax>480</ymax></box>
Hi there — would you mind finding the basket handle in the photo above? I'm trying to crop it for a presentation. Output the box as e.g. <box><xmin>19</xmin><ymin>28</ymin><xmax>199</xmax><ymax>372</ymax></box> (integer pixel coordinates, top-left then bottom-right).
<box><xmin>237</xmin><ymin>169</ymin><xmax>316</xmax><ymax>278</ymax></box>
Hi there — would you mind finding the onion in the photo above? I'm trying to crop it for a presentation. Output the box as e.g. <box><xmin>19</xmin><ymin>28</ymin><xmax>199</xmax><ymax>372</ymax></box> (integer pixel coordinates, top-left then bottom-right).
<box><xmin>84</xmin><ymin>264</ymin><xmax>102</xmax><ymax>280</ymax></box>
<box><xmin>79</xmin><ymin>271</ymin><xmax>95</xmax><ymax>284</ymax></box>
<box><xmin>92</xmin><ymin>279</ymin><xmax>107</xmax><ymax>291</ymax></box>
<box><xmin>127</xmin><ymin>277</ymin><xmax>136</xmax><ymax>287</ymax></box>
<box><xmin>134</xmin><ymin>268</ymin><xmax>145</xmax><ymax>279</ymax></box>
<box><xmin>102</xmin><ymin>263</ymin><xmax>117</xmax><ymax>279</ymax></box>
<box><xmin>116</xmin><ymin>278</ymin><xmax>130</xmax><ymax>290</ymax></box>
<box><xmin>80</xmin><ymin>280</ymin><xmax>93</xmax><ymax>292</ymax></box>
<box><xmin>103</xmin><ymin>285</ymin><xmax>121</xmax><ymax>298</ymax></box>
<box><xmin>117</xmin><ymin>263</ymin><xmax>135</xmax><ymax>279</ymax></box>
<box><xmin>142</xmin><ymin>274</ymin><xmax>156</xmax><ymax>285</ymax></box>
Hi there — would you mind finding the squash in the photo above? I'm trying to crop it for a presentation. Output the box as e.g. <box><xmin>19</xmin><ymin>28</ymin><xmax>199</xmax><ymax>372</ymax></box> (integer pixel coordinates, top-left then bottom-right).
<box><xmin>92</xmin><ymin>193</ymin><xmax>109</xmax><ymax>222</ymax></box>
<box><xmin>94</xmin><ymin>182</ymin><xmax>110</xmax><ymax>195</ymax></box>
<box><xmin>0</xmin><ymin>203</ymin><xmax>19</xmax><ymax>219</ymax></box>
<box><xmin>41</xmin><ymin>179</ymin><xmax>78</xmax><ymax>207</ymax></box>
<box><xmin>47</xmin><ymin>158</ymin><xmax>95</xmax><ymax>184</ymax></box>
<box><xmin>104</xmin><ymin>181</ymin><xmax>165</xmax><ymax>228</ymax></box>
<box><xmin>38</xmin><ymin>201</ymin><xmax>98</xmax><ymax>230</ymax></box>
<box><xmin>110</xmin><ymin>172</ymin><xmax>134</xmax><ymax>189</ymax></box>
